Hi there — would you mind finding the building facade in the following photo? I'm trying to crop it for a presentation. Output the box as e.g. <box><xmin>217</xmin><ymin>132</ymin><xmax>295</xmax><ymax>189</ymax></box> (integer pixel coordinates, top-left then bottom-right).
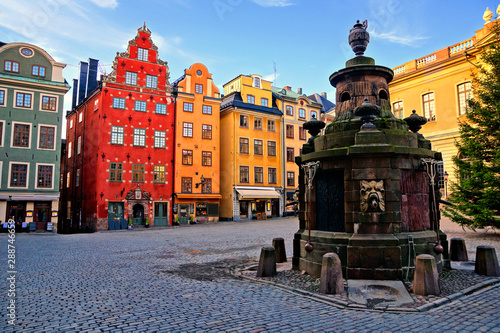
<box><xmin>389</xmin><ymin>14</ymin><xmax>497</xmax><ymax>196</ymax></box>
<box><xmin>172</xmin><ymin>63</ymin><xmax>222</xmax><ymax>224</ymax></box>
<box><xmin>272</xmin><ymin>86</ymin><xmax>323</xmax><ymax>215</ymax></box>
<box><xmin>60</xmin><ymin>24</ymin><xmax>175</xmax><ymax>232</ymax></box>
<box><xmin>0</xmin><ymin>42</ymin><xmax>70</xmax><ymax>230</ymax></box>
<box><xmin>220</xmin><ymin>74</ymin><xmax>283</xmax><ymax>220</ymax></box>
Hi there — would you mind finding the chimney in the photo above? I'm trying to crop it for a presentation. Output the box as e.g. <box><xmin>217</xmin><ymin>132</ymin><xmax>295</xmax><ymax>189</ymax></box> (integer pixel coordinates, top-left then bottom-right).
<box><xmin>71</xmin><ymin>78</ymin><xmax>78</xmax><ymax>110</ymax></box>
<box><xmin>85</xmin><ymin>58</ymin><xmax>99</xmax><ymax>97</ymax></box>
<box><xmin>284</xmin><ymin>86</ymin><xmax>292</xmax><ymax>91</ymax></box>
<box><xmin>297</xmin><ymin>88</ymin><xmax>303</xmax><ymax>95</ymax></box>
<box><xmin>321</xmin><ymin>92</ymin><xmax>327</xmax><ymax>99</ymax></box>
<box><xmin>77</xmin><ymin>61</ymin><xmax>89</xmax><ymax>105</ymax></box>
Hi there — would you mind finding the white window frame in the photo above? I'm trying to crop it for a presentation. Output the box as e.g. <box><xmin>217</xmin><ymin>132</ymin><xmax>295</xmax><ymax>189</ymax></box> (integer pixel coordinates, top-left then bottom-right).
<box><xmin>0</xmin><ymin>88</ymin><xmax>7</xmax><ymax>107</ymax></box>
<box><xmin>35</xmin><ymin>163</ymin><xmax>55</xmax><ymax>190</ymax></box>
<box><xmin>456</xmin><ymin>81</ymin><xmax>472</xmax><ymax>117</ymax></box>
<box><xmin>13</xmin><ymin>89</ymin><xmax>34</xmax><ymax>110</ymax></box>
<box><xmin>39</xmin><ymin>93</ymin><xmax>58</xmax><ymax>112</ymax></box>
<box><xmin>8</xmin><ymin>161</ymin><xmax>30</xmax><ymax>189</ymax></box>
<box><xmin>11</xmin><ymin>121</ymin><xmax>32</xmax><ymax>149</ymax></box>
<box><xmin>0</xmin><ymin>120</ymin><xmax>5</xmax><ymax>147</ymax></box>
<box><xmin>37</xmin><ymin>123</ymin><xmax>57</xmax><ymax>151</ymax></box>
<box><xmin>422</xmin><ymin>91</ymin><xmax>436</xmax><ymax>122</ymax></box>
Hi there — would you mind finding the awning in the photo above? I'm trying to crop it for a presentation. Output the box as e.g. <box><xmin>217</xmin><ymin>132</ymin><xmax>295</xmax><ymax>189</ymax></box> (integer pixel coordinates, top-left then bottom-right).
<box><xmin>236</xmin><ymin>189</ymin><xmax>281</xmax><ymax>200</ymax></box>
<box><xmin>0</xmin><ymin>195</ymin><xmax>59</xmax><ymax>201</ymax></box>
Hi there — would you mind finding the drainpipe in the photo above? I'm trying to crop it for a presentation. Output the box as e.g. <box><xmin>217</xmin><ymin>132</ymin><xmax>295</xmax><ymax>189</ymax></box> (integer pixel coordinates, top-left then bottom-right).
<box><xmin>281</xmin><ymin>99</ymin><xmax>286</xmax><ymax>217</ymax></box>
<box><xmin>171</xmin><ymin>85</ymin><xmax>178</xmax><ymax>226</ymax></box>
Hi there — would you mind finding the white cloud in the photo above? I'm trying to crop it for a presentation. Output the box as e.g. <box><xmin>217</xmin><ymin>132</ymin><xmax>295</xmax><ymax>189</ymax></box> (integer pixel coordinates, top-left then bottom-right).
<box><xmin>251</xmin><ymin>0</ymin><xmax>294</xmax><ymax>7</ymax></box>
<box><xmin>369</xmin><ymin>30</ymin><xmax>428</xmax><ymax>47</ymax></box>
<box><xmin>89</xmin><ymin>0</ymin><xmax>118</xmax><ymax>9</ymax></box>
<box><xmin>262</xmin><ymin>73</ymin><xmax>279</xmax><ymax>83</ymax></box>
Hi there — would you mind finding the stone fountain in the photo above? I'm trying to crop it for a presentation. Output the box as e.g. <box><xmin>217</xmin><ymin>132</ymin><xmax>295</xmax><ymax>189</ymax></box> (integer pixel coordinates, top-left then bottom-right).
<box><xmin>293</xmin><ymin>20</ymin><xmax>445</xmax><ymax>280</ymax></box>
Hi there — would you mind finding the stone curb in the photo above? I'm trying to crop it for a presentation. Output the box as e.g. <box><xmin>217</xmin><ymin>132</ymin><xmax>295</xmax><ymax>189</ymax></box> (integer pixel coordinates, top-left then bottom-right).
<box><xmin>237</xmin><ymin>271</ymin><xmax>500</xmax><ymax>313</ymax></box>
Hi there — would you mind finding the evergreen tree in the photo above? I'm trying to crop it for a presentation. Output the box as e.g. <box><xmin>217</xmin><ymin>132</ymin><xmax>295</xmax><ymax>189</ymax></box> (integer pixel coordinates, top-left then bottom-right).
<box><xmin>443</xmin><ymin>21</ymin><xmax>500</xmax><ymax>230</ymax></box>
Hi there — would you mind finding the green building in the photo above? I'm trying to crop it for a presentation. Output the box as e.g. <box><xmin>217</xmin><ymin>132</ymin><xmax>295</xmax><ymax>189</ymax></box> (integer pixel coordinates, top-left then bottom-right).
<box><xmin>0</xmin><ymin>42</ymin><xmax>70</xmax><ymax>230</ymax></box>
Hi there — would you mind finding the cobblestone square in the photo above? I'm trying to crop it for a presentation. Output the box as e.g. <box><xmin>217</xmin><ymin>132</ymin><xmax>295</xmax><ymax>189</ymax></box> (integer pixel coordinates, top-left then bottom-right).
<box><xmin>0</xmin><ymin>217</ymin><xmax>499</xmax><ymax>332</ymax></box>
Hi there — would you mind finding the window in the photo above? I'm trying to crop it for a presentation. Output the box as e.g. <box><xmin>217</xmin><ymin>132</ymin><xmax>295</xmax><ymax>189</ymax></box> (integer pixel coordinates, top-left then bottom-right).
<box><xmin>39</xmin><ymin>126</ymin><xmax>55</xmax><ymax>149</ymax></box>
<box><xmin>201</xmin><ymin>178</ymin><xmax>212</xmax><ymax>194</ymax></box>
<box><xmin>155</xmin><ymin>103</ymin><xmax>167</xmax><ymax>114</ymax></box>
<box><xmin>202</xmin><ymin>151</ymin><xmax>212</xmax><ymax>166</ymax></box>
<box><xmin>253</xmin><ymin>77</ymin><xmax>260</xmax><ymax>88</ymax></box>
<box><xmin>70</xmin><ymin>119</ymin><xmax>73</xmax><ymax>129</ymax></box>
<box><xmin>267</xmin><ymin>141</ymin><xmax>276</xmax><ymax>156</ymax></box>
<box><xmin>267</xmin><ymin>120</ymin><xmax>275</xmax><ymax>132</ymax></box>
<box><xmin>183</xmin><ymin>102</ymin><xmax>193</xmax><ymax>112</ymax></box>
<box><xmin>36</xmin><ymin>165</ymin><xmax>53</xmax><ymax>188</ymax></box>
<box><xmin>254</xmin><ymin>167</ymin><xmax>263</xmax><ymax>183</ymax></box>
<box><xmin>111</xmin><ymin>126</ymin><xmax>124</xmax><ymax>145</ymax></box>
<box><xmin>31</xmin><ymin>65</ymin><xmax>46</xmax><ymax>77</ymax></box>
<box><xmin>195</xmin><ymin>84</ymin><xmax>203</xmax><ymax>94</ymax></box>
<box><xmin>458</xmin><ymin>82</ymin><xmax>472</xmax><ymax>116</ymax></box>
<box><xmin>146</xmin><ymin>75</ymin><xmax>157</xmax><ymax>89</ymax></box>
<box><xmin>268</xmin><ymin>168</ymin><xmax>277</xmax><ymax>184</ymax></box>
<box><xmin>240</xmin><ymin>115</ymin><xmax>248</xmax><ymax>127</ymax></box>
<box><xmin>78</xmin><ymin>112</ymin><xmax>83</xmax><ymax>123</ymax></box>
<box><xmin>68</xmin><ymin>142</ymin><xmax>72</xmax><ymax>158</ymax></box>
<box><xmin>138</xmin><ymin>48</ymin><xmax>148</xmax><ymax>61</ymax></box>
<box><xmin>40</xmin><ymin>96</ymin><xmax>57</xmax><ymax>111</ymax></box>
<box><xmin>154</xmin><ymin>131</ymin><xmax>166</xmax><ymax>148</ymax></box>
<box><xmin>240</xmin><ymin>166</ymin><xmax>249</xmax><ymax>183</ymax></box>
<box><xmin>109</xmin><ymin>163</ymin><xmax>123</xmax><ymax>181</ymax></box>
<box><xmin>10</xmin><ymin>164</ymin><xmax>28</xmax><ymax>187</ymax></box>
<box><xmin>254</xmin><ymin>139</ymin><xmax>263</xmax><ymax>155</ymax></box>
<box><xmin>182</xmin><ymin>150</ymin><xmax>193</xmax><ymax>165</ymax></box>
<box><xmin>286</xmin><ymin>105</ymin><xmax>293</xmax><ymax>116</ymax></box>
<box><xmin>202</xmin><ymin>124</ymin><xmax>212</xmax><ymax>139</ymax></box>
<box><xmin>437</xmin><ymin>161</ymin><xmax>444</xmax><ymax>189</ymax></box>
<box><xmin>125</xmin><ymin>71</ymin><xmax>137</xmax><ymax>85</ymax></box>
<box><xmin>299</xmin><ymin>108</ymin><xmax>306</xmax><ymax>119</ymax></box>
<box><xmin>239</xmin><ymin>138</ymin><xmax>249</xmax><ymax>154</ymax></box>
<box><xmin>286</xmin><ymin>124</ymin><xmax>294</xmax><ymax>139</ymax></box>
<box><xmin>181</xmin><ymin>177</ymin><xmax>192</xmax><ymax>193</ymax></box>
<box><xmin>254</xmin><ymin>118</ymin><xmax>262</xmax><ymax>130</ymax></box>
<box><xmin>77</xmin><ymin>136</ymin><xmax>81</xmax><ymax>154</ymax></box>
<box><xmin>153</xmin><ymin>165</ymin><xmax>165</xmax><ymax>183</ymax></box>
<box><xmin>94</xmin><ymin>99</ymin><xmax>99</xmax><ymax>111</ymax></box>
<box><xmin>0</xmin><ymin>121</ymin><xmax>3</xmax><ymax>146</ymax></box>
<box><xmin>16</xmin><ymin>92</ymin><xmax>32</xmax><ymax>108</ymax></box>
<box><xmin>113</xmin><ymin>97</ymin><xmax>125</xmax><ymax>109</ymax></box>
<box><xmin>135</xmin><ymin>100</ymin><xmax>147</xmax><ymax>112</ymax></box>
<box><xmin>75</xmin><ymin>169</ymin><xmax>80</xmax><ymax>187</ymax></box>
<box><xmin>311</xmin><ymin>111</ymin><xmax>318</xmax><ymax>119</ymax></box>
<box><xmin>183</xmin><ymin>122</ymin><xmax>193</xmax><ymax>137</ymax></box>
<box><xmin>287</xmin><ymin>171</ymin><xmax>295</xmax><ymax>187</ymax></box>
<box><xmin>0</xmin><ymin>90</ymin><xmax>5</xmax><ymax>106</ymax></box>
<box><xmin>133</xmin><ymin>128</ymin><xmax>146</xmax><ymax>146</ymax></box>
<box><xmin>286</xmin><ymin>147</ymin><xmax>294</xmax><ymax>162</ymax></box>
<box><xmin>4</xmin><ymin>60</ymin><xmax>19</xmax><ymax>73</ymax></box>
<box><xmin>299</xmin><ymin>127</ymin><xmax>307</xmax><ymax>140</ymax></box>
<box><xmin>393</xmin><ymin>101</ymin><xmax>404</xmax><ymax>119</ymax></box>
<box><xmin>13</xmin><ymin>124</ymin><xmax>30</xmax><ymax>147</ymax></box>
<box><xmin>132</xmin><ymin>164</ymin><xmax>145</xmax><ymax>182</ymax></box>
<box><xmin>261</xmin><ymin>98</ymin><xmax>268</xmax><ymax>107</ymax></box>
<box><xmin>66</xmin><ymin>172</ymin><xmax>70</xmax><ymax>188</ymax></box>
<box><xmin>202</xmin><ymin>105</ymin><xmax>212</xmax><ymax>114</ymax></box>
<box><xmin>247</xmin><ymin>95</ymin><xmax>255</xmax><ymax>104</ymax></box>
<box><xmin>422</xmin><ymin>92</ymin><xmax>436</xmax><ymax>122</ymax></box>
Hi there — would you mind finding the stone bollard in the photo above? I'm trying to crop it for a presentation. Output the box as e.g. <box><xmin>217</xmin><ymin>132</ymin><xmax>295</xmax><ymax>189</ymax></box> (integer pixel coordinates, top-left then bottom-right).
<box><xmin>441</xmin><ymin>239</ymin><xmax>451</xmax><ymax>269</ymax></box>
<box><xmin>450</xmin><ymin>237</ymin><xmax>468</xmax><ymax>261</ymax></box>
<box><xmin>256</xmin><ymin>246</ymin><xmax>276</xmax><ymax>277</ymax></box>
<box><xmin>319</xmin><ymin>253</ymin><xmax>344</xmax><ymax>294</ymax></box>
<box><xmin>413</xmin><ymin>254</ymin><xmax>440</xmax><ymax>296</ymax></box>
<box><xmin>272</xmin><ymin>238</ymin><xmax>287</xmax><ymax>263</ymax></box>
<box><xmin>475</xmin><ymin>245</ymin><xmax>500</xmax><ymax>277</ymax></box>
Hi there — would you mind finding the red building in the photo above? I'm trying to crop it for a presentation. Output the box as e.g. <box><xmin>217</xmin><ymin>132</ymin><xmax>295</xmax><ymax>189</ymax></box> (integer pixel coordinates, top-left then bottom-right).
<box><xmin>60</xmin><ymin>24</ymin><xmax>175</xmax><ymax>232</ymax></box>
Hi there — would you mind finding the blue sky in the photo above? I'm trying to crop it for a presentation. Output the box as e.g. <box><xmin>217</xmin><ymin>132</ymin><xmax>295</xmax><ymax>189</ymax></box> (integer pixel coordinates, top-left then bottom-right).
<box><xmin>0</xmin><ymin>0</ymin><xmax>496</xmax><ymax>112</ymax></box>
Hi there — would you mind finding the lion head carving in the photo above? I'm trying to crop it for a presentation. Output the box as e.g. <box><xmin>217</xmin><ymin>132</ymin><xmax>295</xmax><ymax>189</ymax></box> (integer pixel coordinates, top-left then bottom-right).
<box><xmin>360</xmin><ymin>180</ymin><xmax>385</xmax><ymax>212</ymax></box>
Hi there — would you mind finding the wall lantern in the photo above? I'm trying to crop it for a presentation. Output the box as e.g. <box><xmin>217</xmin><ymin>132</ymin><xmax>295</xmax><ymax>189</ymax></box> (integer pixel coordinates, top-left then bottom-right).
<box><xmin>26</xmin><ymin>211</ymin><xmax>33</xmax><ymax>217</ymax></box>
<box><xmin>51</xmin><ymin>211</ymin><xmax>58</xmax><ymax>217</ymax></box>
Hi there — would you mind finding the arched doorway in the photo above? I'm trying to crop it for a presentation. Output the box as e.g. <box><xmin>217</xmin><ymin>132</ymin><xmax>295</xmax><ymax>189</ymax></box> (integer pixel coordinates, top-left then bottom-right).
<box><xmin>132</xmin><ymin>204</ymin><xmax>144</xmax><ymax>225</ymax></box>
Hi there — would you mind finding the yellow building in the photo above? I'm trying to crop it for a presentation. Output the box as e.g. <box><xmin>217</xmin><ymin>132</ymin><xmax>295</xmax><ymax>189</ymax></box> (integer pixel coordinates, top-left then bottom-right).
<box><xmin>389</xmin><ymin>12</ymin><xmax>497</xmax><ymax>197</ymax></box>
<box><xmin>220</xmin><ymin>74</ymin><xmax>283</xmax><ymax>220</ymax></box>
<box><xmin>173</xmin><ymin>63</ymin><xmax>222</xmax><ymax>224</ymax></box>
<box><xmin>272</xmin><ymin>86</ymin><xmax>323</xmax><ymax>214</ymax></box>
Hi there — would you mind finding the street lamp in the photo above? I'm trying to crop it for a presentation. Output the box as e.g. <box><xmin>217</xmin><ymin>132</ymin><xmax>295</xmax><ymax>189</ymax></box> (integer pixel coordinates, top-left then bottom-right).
<box><xmin>444</xmin><ymin>171</ymin><xmax>449</xmax><ymax>198</ymax></box>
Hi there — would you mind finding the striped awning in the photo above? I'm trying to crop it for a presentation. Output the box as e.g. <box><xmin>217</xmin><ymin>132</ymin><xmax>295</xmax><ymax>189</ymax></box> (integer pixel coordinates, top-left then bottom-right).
<box><xmin>236</xmin><ymin>189</ymin><xmax>281</xmax><ymax>200</ymax></box>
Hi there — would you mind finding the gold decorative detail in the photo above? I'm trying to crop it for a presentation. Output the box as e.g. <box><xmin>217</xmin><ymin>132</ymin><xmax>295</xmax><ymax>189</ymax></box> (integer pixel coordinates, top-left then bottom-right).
<box><xmin>483</xmin><ymin>7</ymin><xmax>493</xmax><ymax>23</ymax></box>
<box><xmin>360</xmin><ymin>180</ymin><xmax>385</xmax><ymax>212</ymax></box>
<box><xmin>497</xmin><ymin>4</ymin><xmax>500</xmax><ymax>17</ymax></box>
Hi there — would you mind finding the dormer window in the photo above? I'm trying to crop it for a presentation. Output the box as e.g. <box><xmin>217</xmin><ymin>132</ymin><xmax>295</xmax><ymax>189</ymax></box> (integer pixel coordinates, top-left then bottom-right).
<box><xmin>253</xmin><ymin>77</ymin><xmax>260</xmax><ymax>88</ymax></box>
<box><xmin>32</xmin><ymin>65</ymin><xmax>46</xmax><ymax>77</ymax></box>
<box><xmin>138</xmin><ymin>48</ymin><xmax>148</xmax><ymax>61</ymax></box>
